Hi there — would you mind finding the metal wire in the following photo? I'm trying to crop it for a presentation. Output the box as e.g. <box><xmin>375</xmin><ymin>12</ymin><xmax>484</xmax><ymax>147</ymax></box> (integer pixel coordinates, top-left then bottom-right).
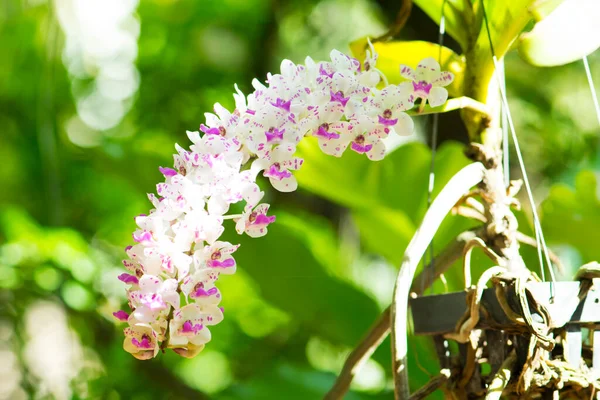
<box><xmin>480</xmin><ymin>0</ymin><xmax>556</xmax><ymax>284</ymax></box>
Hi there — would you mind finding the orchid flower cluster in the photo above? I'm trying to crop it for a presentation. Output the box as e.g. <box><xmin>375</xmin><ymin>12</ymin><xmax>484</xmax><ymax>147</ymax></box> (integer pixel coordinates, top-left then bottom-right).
<box><xmin>114</xmin><ymin>45</ymin><xmax>454</xmax><ymax>359</ymax></box>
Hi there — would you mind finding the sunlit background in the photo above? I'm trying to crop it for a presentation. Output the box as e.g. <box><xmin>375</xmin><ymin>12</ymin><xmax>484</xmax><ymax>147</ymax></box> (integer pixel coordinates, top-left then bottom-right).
<box><xmin>1</xmin><ymin>0</ymin><xmax>599</xmax><ymax>399</ymax></box>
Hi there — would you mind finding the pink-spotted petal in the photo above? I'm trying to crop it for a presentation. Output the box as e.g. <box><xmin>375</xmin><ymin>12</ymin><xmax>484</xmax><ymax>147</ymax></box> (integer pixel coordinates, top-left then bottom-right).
<box><xmin>433</xmin><ymin>71</ymin><xmax>454</xmax><ymax>87</ymax></box>
<box><xmin>397</xmin><ymin>81</ymin><xmax>415</xmax><ymax>105</ymax></box>
<box><xmin>202</xmin><ymin>305</ymin><xmax>224</xmax><ymax>326</ymax></box>
<box><xmin>366</xmin><ymin>139</ymin><xmax>386</xmax><ymax>161</ymax></box>
<box><xmin>399</xmin><ymin>64</ymin><xmax>416</xmax><ymax>80</ymax></box>
<box><xmin>281</xmin><ymin>157</ymin><xmax>303</xmax><ymax>171</ymax></box>
<box><xmin>416</xmin><ymin>57</ymin><xmax>442</xmax><ymax>83</ymax></box>
<box><xmin>318</xmin><ymin>136</ymin><xmax>351</xmax><ymax>157</ymax></box>
<box><xmin>246</xmin><ymin>224</ymin><xmax>269</xmax><ymax>238</ymax></box>
<box><xmin>254</xmin><ymin>203</ymin><xmax>270</xmax><ymax>216</ymax></box>
<box><xmin>270</xmin><ymin>174</ymin><xmax>298</xmax><ymax>192</ymax></box>
<box><xmin>271</xmin><ymin>144</ymin><xmax>295</xmax><ymax>162</ymax></box>
<box><xmin>139</xmin><ymin>275</ymin><xmax>162</xmax><ymax>293</ymax></box>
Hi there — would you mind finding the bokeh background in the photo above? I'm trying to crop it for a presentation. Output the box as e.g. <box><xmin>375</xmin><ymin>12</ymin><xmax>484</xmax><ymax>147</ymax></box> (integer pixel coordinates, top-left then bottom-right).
<box><xmin>1</xmin><ymin>0</ymin><xmax>599</xmax><ymax>399</ymax></box>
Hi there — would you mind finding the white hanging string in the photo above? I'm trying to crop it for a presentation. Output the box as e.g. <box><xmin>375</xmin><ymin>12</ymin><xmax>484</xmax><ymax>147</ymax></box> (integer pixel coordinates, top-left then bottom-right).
<box><xmin>582</xmin><ymin>55</ymin><xmax>600</xmax><ymax>127</ymax></box>
<box><xmin>499</xmin><ymin>58</ymin><xmax>510</xmax><ymax>187</ymax></box>
<box><xmin>481</xmin><ymin>1</ymin><xmax>556</xmax><ymax>285</ymax></box>
<box><xmin>423</xmin><ymin>0</ymin><xmax>447</xmax><ymax>294</ymax></box>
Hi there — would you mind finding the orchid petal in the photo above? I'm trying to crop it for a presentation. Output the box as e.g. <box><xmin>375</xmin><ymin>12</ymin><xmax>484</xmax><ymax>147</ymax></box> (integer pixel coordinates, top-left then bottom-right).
<box><xmin>428</xmin><ymin>87</ymin><xmax>449</xmax><ymax>107</ymax></box>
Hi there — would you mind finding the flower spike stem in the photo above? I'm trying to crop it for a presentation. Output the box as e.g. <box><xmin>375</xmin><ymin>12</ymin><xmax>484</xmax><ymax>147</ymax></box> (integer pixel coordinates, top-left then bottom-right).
<box><xmin>407</xmin><ymin>96</ymin><xmax>490</xmax><ymax>118</ymax></box>
<box><xmin>391</xmin><ymin>162</ymin><xmax>487</xmax><ymax>399</ymax></box>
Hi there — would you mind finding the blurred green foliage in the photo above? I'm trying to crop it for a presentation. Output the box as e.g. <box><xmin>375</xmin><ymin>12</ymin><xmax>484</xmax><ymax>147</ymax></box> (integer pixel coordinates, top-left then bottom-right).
<box><xmin>0</xmin><ymin>0</ymin><xmax>599</xmax><ymax>399</ymax></box>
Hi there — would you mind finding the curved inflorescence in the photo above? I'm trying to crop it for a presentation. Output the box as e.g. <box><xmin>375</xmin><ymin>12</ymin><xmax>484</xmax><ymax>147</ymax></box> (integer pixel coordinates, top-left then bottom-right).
<box><xmin>114</xmin><ymin>44</ymin><xmax>454</xmax><ymax>359</ymax></box>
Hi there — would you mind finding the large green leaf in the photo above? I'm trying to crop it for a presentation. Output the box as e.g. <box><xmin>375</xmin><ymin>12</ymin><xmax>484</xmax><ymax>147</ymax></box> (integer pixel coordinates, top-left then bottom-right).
<box><xmin>542</xmin><ymin>170</ymin><xmax>600</xmax><ymax>263</ymax></box>
<box><xmin>221</xmin><ymin>362</ymin><xmax>394</xmax><ymax>400</ymax></box>
<box><xmin>470</xmin><ymin>0</ymin><xmax>534</xmax><ymax>59</ymax></box>
<box><xmin>352</xmin><ymin>207</ymin><xmax>416</xmax><ymax>265</ymax></box>
<box><xmin>412</xmin><ymin>0</ymin><xmax>475</xmax><ymax>52</ymax></box>
<box><xmin>296</xmin><ymin>138</ymin><xmax>476</xmax><ymax>265</ymax></box>
<box><xmin>519</xmin><ymin>0</ymin><xmax>600</xmax><ymax>67</ymax></box>
<box><xmin>412</xmin><ymin>0</ymin><xmax>534</xmax><ymax>102</ymax></box>
<box><xmin>466</xmin><ymin>0</ymin><xmax>533</xmax><ymax>100</ymax></box>
<box><xmin>224</xmin><ymin>210</ymin><xmax>380</xmax><ymax>347</ymax></box>
<box><xmin>297</xmin><ymin>138</ymin><xmax>470</xmax><ymax>219</ymax></box>
<box><xmin>350</xmin><ymin>38</ymin><xmax>465</xmax><ymax>97</ymax></box>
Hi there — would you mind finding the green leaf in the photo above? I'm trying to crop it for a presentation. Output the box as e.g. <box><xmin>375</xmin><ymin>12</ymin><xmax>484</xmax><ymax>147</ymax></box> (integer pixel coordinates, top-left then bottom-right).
<box><xmin>472</xmin><ymin>0</ymin><xmax>533</xmax><ymax>58</ymax></box>
<box><xmin>456</xmin><ymin>0</ymin><xmax>534</xmax><ymax>103</ymax></box>
<box><xmin>221</xmin><ymin>362</ymin><xmax>393</xmax><ymax>400</ymax></box>
<box><xmin>224</xmin><ymin>210</ymin><xmax>380</xmax><ymax>347</ymax></box>
<box><xmin>297</xmin><ymin>138</ymin><xmax>475</xmax><ymax>265</ymax></box>
<box><xmin>352</xmin><ymin>207</ymin><xmax>416</xmax><ymax>265</ymax></box>
<box><xmin>542</xmin><ymin>170</ymin><xmax>600</xmax><ymax>262</ymax></box>
<box><xmin>412</xmin><ymin>0</ymin><xmax>475</xmax><ymax>51</ymax></box>
<box><xmin>519</xmin><ymin>0</ymin><xmax>600</xmax><ymax>66</ymax></box>
<box><xmin>297</xmin><ymin>138</ymin><xmax>470</xmax><ymax>217</ymax></box>
<box><xmin>295</xmin><ymin>137</ymin><xmax>377</xmax><ymax>209</ymax></box>
<box><xmin>350</xmin><ymin>38</ymin><xmax>465</xmax><ymax>98</ymax></box>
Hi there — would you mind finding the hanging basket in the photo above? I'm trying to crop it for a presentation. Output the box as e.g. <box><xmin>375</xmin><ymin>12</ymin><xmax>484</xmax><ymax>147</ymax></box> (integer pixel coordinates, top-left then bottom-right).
<box><xmin>409</xmin><ymin>271</ymin><xmax>600</xmax><ymax>398</ymax></box>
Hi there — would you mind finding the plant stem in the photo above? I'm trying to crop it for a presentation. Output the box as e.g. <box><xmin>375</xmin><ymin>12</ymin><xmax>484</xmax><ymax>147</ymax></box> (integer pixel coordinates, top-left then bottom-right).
<box><xmin>374</xmin><ymin>0</ymin><xmax>413</xmax><ymax>42</ymax></box>
<box><xmin>222</xmin><ymin>214</ymin><xmax>243</xmax><ymax>220</ymax></box>
<box><xmin>406</xmin><ymin>96</ymin><xmax>490</xmax><ymax>118</ymax></box>
<box><xmin>324</xmin><ymin>309</ymin><xmax>390</xmax><ymax>400</ymax></box>
<box><xmin>485</xmin><ymin>350</ymin><xmax>516</xmax><ymax>400</ymax></box>
<box><xmin>408</xmin><ymin>369</ymin><xmax>451</xmax><ymax>400</ymax></box>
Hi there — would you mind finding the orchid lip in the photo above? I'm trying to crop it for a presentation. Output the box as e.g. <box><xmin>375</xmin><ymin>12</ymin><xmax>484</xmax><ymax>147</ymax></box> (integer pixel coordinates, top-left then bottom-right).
<box><xmin>351</xmin><ymin>142</ymin><xmax>373</xmax><ymax>154</ymax></box>
<box><xmin>378</xmin><ymin>115</ymin><xmax>398</xmax><ymax>126</ymax></box>
<box><xmin>208</xmin><ymin>258</ymin><xmax>235</xmax><ymax>268</ymax></box>
<box><xmin>270</xmin><ymin>98</ymin><xmax>291</xmax><ymax>112</ymax></box>
<box><xmin>319</xmin><ymin>64</ymin><xmax>334</xmax><ymax>78</ymax></box>
<box><xmin>412</xmin><ymin>81</ymin><xmax>432</xmax><ymax>96</ymax></box>
<box><xmin>132</xmin><ymin>336</ymin><xmax>153</xmax><ymax>349</ymax></box>
<box><xmin>118</xmin><ymin>273</ymin><xmax>139</xmax><ymax>285</ymax></box>
<box><xmin>265</xmin><ymin>128</ymin><xmax>285</xmax><ymax>143</ymax></box>
<box><xmin>200</xmin><ymin>124</ymin><xmax>221</xmax><ymax>135</ymax></box>
<box><xmin>113</xmin><ymin>310</ymin><xmax>129</xmax><ymax>321</ymax></box>
<box><xmin>192</xmin><ymin>286</ymin><xmax>218</xmax><ymax>298</ymax></box>
<box><xmin>264</xmin><ymin>165</ymin><xmax>292</xmax><ymax>180</ymax></box>
<box><xmin>315</xmin><ymin>126</ymin><xmax>340</xmax><ymax>140</ymax></box>
<box><xmin>329</xmin><ymin>91</ymin><xmax>349</xmax><ymax>107</ymax></box>
<box><xmin>159</xmin><ymin>167</ymin><xmax>177</xmax><ymax>177</ymax></box>
<box><xmin>252</xmin><ymin>214</ymin><xmax>276</xmax><ymax>226</ymax></box>
<box><xmin>181</xmin><ymin>320</ymin><xmax>203</xmax><ymax>334</ymax></box>
<box><xmin>133</xmin><ymin>231</ymin><xmax>153</xmax><ymax>244</ymax></box>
